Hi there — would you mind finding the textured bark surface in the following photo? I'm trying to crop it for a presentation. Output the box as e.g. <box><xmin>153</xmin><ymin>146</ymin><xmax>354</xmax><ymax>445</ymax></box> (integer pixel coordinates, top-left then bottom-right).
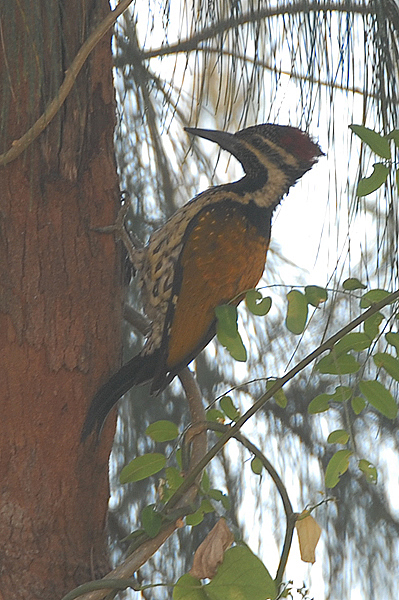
<box><xmin>0</xmin><ymin>1</ymin><xmax>121</xmax><ymax>598</ymax></box>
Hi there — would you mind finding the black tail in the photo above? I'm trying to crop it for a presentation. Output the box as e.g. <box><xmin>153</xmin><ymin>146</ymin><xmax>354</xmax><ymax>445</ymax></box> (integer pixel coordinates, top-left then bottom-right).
<box><xmin>81</xmin><ymin>351</ymin><xmax>160</xmax><ymax>442</ymax></box>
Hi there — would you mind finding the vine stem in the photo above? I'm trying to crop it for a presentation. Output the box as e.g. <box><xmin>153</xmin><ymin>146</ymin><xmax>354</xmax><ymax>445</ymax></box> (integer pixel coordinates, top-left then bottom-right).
<box><xmin>163</xmin><ymin>288</ymin><xmax>399</xmax><ymax>511</ymax></box>
<box><xmin>0</xmin><ymin>0</ymin><xmax>134</xmax><ymax>167</ymax></box>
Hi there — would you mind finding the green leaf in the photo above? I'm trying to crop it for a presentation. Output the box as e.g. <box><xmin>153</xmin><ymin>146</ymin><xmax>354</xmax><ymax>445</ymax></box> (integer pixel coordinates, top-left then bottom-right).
<box><xmin>359</xmin><ymin>380</ymin><xmax>398</xmax><ymax>419</ymax></box>
<box><xmin>373</xmin><ymin>352</ymin><xmax>399</xmax><ymax>382</ymax></box>
<box><xmin>206</xmin><ymin>409</ymin><xmax>225</xmax><ymax>423</ymax></box>
<box><xmin>200</xmin><ymin>499</ymin><xmax>215</xmax><ymax>514</ymax></box>
<box><xmin>308</xmin><ymin>394</ymin><xmax>331</xmax><ymax>415</ymax></box>
<box><xmin>333</xmin><ymin>332</ymin><xmax>371</xmax><ymax>356</ymax></box>
<box><xmin>351</xmin><ymin>396</ymin><xmax>366</xmax><ymax>415</ymax></box>
<box><xmin>266</xmin><ymin>379</ymin><xmax>287</xmax><ymax>408</ymax></box>
<box><xmin>386</xmin><ymin>332</ymin><xmax>399</xmax><ymax>355</ymax></box>
<box><xmin>349</xmin><ymin>124</ymin><xmax>391</xmax><ymax>159</ymax></box>
<box><xmin>304</xmin><ymin>285</ymin><xmax>328</xmax><ymax>307</ymax></box>
<box><xmin>331</xmin><ymin>386</ymin><xmax>353</xmax><ymax>402</ymax></box>
<box><xmin>216</xmin><ymin>329</ymin><xmax>247</xmax><ymax>361</ymax></box>
<box><xmin>201</xmin><ymin>470</ymin><xmax>210</xmax><ymax>493</ymax></box>
<box><xmin>185</xmin><ymin>510</ymin><xmax>205</xmax><ymax>527</ymax></box>
<box><xmin>356</xmin><ymin>163</ymin><xmax>390</xmax><ymax>196</ymax></box>
<box><xmin>358</xmin><ymin>459</ymin><xmax>378</xmax><ymax>484</ymax></box>
<box><xmin>316</xmin><ymin>352</ymin><xmax>360</xmax><ymax>375</ymax></box>
<box><xmin>216</xmin><ymin>310</ymin><xmax>247</xmax><ymax>362</ymax></box>
<box><xmin>286</xmin><ymin>290</ymin><xmax>308</xmax><ymax>334</ymax></box>
<box><xmin>245</xmin><ymin>289</ymin><xmax>272</xmax><ymax>316</ymax></box>
<box><xmin>220</xmin><ymin>396</ymin><xmax>240</xmax><ymax>421</ymax></box>
<box><xmin>360</xmin><ymin>288</ymin><xmax>392</xmax><ymax>308</ymax></box>
<box><xmin>342</xmin><ymin>278</ymin><xmax>367</xmax><ymax>291</ymax></box>
<box><xmin>364</xmin><ymin>312</ymin><xmax>384</xmax><ymax>340</ymax></box>
<box><xmin>215</xmin><ymin>304</ymin><xmax>239</xmax><ymax>337</ymax></box>
<box><xmin>205</xmin><ymin>546</ymin><xmax>276</xmax><ymax>600</ymax></box>
<box><xmin>387</xmin><ymin>129</ymin><xmax>399</xmax><ymax>148</ymax></box>
<box><xmin>120</xmin><ymin>453</ymin><xmax>166</xmax><ymax>484</ymax></box>
<box><xmin>207</xmin><ymin>490</ymin><xmax>231</xmax><ymax>510</ymax></box>
<box><xmin>165</xmin><ymin>467</ymin><xmax>184</xmax><ymax>493</ymax></box>
<box><xmin>251</xmin><ymin>456</ymin><xmax>263</xmax><ymax>475</ymax></box>
<box><xmin>141</xmin><ymin>504</ymin><xmax>162</xmax><ymax>538</ymax></box>
<box><xmin>325</xmin><ymin>449</ymin><xmax>352</xmax><ymax>488</ymax></box>
<box><xmin>308</xmin><ymin>393</ymin><xmax>330</xmax><ymax>414</ymax></box>
<box><xmin>146</xmin><ymin>420</ymin><xmax>179</xmax><ymax>442</ymax></box>
<box><xmin>327</xmin><ymin>429</ymin><xmax>349</xmax><ymax>445</ymax></box>
<box><xmin>173</xmin><ymin>574</ymin><xmax>205</xmax><ymax>600</ymax></box>
<box><xmin>221</xmin><ymin>494</ymin><xmax>231</xmax><ymax>510</ymax></box>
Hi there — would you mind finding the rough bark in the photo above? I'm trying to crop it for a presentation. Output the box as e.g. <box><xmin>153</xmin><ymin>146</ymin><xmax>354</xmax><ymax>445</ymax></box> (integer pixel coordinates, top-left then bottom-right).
<box><xmin>0</xmin><ymin>1</ymin><xmax>120</xmax><ymax>597</ymax></box>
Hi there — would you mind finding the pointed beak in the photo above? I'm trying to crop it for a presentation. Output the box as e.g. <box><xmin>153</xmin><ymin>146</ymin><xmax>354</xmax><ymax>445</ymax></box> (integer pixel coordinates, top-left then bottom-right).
<box><xmin>185</xmin><ymin>127</ymin><xmax>238</xmax><ymax>155</ymax></box>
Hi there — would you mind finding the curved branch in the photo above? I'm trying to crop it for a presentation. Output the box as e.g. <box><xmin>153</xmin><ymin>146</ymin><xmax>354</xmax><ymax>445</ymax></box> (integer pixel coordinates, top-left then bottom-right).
<box><xmin>204</xmin><ymin>421</ymin><xmax>296</xmax><ymax>586</ymax></box>
<box><xmin>141</xmin><ymin>2</ymin><xmax>373</xmax><ymax>60</ymax></box>
<box><xmin>0</xmin><ymin>0</ymin><xmax>134</xmax><ymax>168</ymax></box>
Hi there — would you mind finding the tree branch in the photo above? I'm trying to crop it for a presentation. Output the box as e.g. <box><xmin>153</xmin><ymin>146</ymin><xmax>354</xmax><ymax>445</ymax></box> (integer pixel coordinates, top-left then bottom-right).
<box><xmin>141</xmin><ymin>2</ymin><xmax>373</xmax><ymax>61</ymax></box>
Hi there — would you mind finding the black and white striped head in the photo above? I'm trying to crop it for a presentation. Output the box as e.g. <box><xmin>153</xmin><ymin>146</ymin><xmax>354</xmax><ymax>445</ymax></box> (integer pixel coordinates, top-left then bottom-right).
<box><xmin>185</xmin><ymin>123</ymin><xmax>324</xmax><ymax>195</ymax></box>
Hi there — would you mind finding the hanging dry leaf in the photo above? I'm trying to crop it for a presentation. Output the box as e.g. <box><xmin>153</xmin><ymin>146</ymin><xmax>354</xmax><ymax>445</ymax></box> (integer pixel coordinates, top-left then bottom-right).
<box><xmin>190</xmin><ymin>517</ymin><xmax>234</xmax><ymax>579</ymax></box>
<box><xmin>295</xmin><ymin>510</ymin><xmax>322</xmax><ymax>564</ymax></box>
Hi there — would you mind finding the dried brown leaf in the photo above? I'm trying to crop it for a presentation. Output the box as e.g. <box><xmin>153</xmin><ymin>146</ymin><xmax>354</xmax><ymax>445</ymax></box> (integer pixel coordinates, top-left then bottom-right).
<box><xmin>189</xmin><ymin>518</ymin><xmax>234</xmax><ymax>579</ymax></box>
<box><xmin>295</xmin><ymin>510</ymin><xmax>322</xmax><ymax>564</ymax></box>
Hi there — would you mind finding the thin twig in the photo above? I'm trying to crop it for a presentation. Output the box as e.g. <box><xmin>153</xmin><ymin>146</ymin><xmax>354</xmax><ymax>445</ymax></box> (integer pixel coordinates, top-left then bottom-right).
<box><xmin>0</xmin><ymin>0</ymin><xmax>134</xmax><ymax>167</ymax></box>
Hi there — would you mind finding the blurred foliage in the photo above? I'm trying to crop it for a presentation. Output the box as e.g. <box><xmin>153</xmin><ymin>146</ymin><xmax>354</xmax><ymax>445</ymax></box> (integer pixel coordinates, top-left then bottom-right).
<box><xmin>108</xmin><ymin>1</ymin><xmax>399</xmax><ymax>598</ymax></box>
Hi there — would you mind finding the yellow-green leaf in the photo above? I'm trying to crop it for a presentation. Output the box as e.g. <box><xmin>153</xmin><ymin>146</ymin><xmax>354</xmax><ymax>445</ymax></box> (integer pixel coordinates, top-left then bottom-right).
<box><xmin>205</xmin><ymin>546</ymin><xmax>276</xmax><ymax>600</ymax></box>
<box><xmin>286</xmin><ymin>290</ymin><xmax>308</xmax><ymax>334</ymax></box>
<box><xmin>215</xmin><ymin>304</ymin><xmax>238</xmax><ymax>337</ymax></box>
<box><xmin>333</xmin><ymin>332</ymin><xmax>371</xmax><ymax>356</ymax></box>
<box><xmin>356</xmin><ymin>163</ymin><xmax>390</xmax><ymax>196</ymax></box>
<box><xmin>387</xmin><ymin>128</ymin><xmax>399</xmax><ymax>148</ymax></box>
<box><xmin>325</xmin><ymin>449</ymin><xmax>352</xmax><ymax>488</ymax></box>
<box><xmin>146</xmin><ymin>420</ymin><xmax>179</xmax><ymax>442</ymax></box>
<box><xmin>386</xmin><ymin>332</ymin><xmax>399</xmax><ymax>354</ymax></box>
<box><xmin>364</xmin><ymin>312</ymin><xmax>384</xmax><ymax>340</ymax></box>
<box><xmin>186</xmin><ymin>510</ymin><xmax>205</xmax><ymax>527</ymax></box>
<box><xmin>173</xmin><ymin>574</ymin><xmax>205</xmax><ymax>600</ymax></box>
<box><xmin>216</xmin><ymin>326</ymin><xmax>247</xmax><ymax>362</ymax></box>
<box><xmin>120</xmin><ymin>453</ymin><xmax>166</xmax><ymax>484</ymax></box>
<box><xmin>266</xmin><ymin>379</ymin><xmax>287</xmax><ymax>408</ymax></box>
<box><xmin>206</xmin><ymin>409</ymin><xmax>225</xmax><ymax>423</ymax></box>
<box><xmin>165</xmin><ymin>467</ymin><xmax>184</xmax><ymax>493</ymax></box>
<box><xmin>316</xmin><ymin>352</ymin><xmax>360</xmax><ymax>375</ymax></box>
<box><xmin>220</xmin><ymin>396</ymin><xmax>240</xmax><ymax>421</ymax></box>
<box><xmin>351</xmin><ymin>396</ymin><xmax>366</xmax><ymax>415</ymax></box>
<box><xmin>308</xmin><ymin>393</ymin><xmax>330</xmax><ymax>414</ymax></box>
<box><xmin>349</xmin><ymin>125</ymin><xmax>391</xmax><ymax>159</ymax></box>
<box><xmin>331</xmin><ymin>386</ymin><xmax>352</xmax><ymax>402</ymax></box>
<box><xmin>251</xmin><ymin>457</ymin><xmax>263</xmax><ymax>475</ymax></box>
<box><xmin>327</xmin><ymin>429</ymin><xmax>349</xmax><ymax>445</ymax></box>
<box><xmin>373</xmin><ymin>352</ymin><xmax>399</xmax><ymax>382</ymax></box>
<box><xmin>304</xmin><ymin>285</ymin><xmax>328</xmax><ymax>307</ymax></box>
<box><xmin>360</xmin><ymin>288</ymin><xmax>392</xmax><ymax>308</ymax></box>
<box><xmin>342</xmin><ymin>278</ymin><xmax>367</xmax><ymax>291</ymax></box>
<box><xmin>141</xmin><ymin>504</ymin><xmax>162</xmax><ymax>538</ymax></box>
<box><xmin>358</xmin><ymin>459</ymin><xmax>378</xmax><ymax>484</ymax></box>
<box><xmin>359</xmin><ymin>380</ymin><xmax>398</xmax><ymax>419</ymax></box>
<box><xmin>245</xmin><ymin>289</ymin><xmax>272</xmax><ymax>316</ymax></box>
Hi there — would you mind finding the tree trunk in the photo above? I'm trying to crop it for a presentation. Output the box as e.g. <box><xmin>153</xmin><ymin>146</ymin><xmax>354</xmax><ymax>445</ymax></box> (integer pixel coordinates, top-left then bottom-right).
<box><xmin>0</xmin><ymin>1</ymin><xmax>120</xmax><ymax>597</ymax></box>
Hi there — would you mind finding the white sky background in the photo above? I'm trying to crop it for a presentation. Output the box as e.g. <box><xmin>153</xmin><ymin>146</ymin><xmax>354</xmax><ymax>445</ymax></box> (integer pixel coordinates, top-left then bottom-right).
<box><xmin>111</xmin><ymin>2</ymin><xmax>399</xmax><ymax>599</ymax></box>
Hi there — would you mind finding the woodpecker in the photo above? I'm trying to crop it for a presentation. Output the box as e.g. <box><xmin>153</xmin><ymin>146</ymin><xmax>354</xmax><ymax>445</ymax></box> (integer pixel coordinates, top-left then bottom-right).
<box><xmin>81</xmin><ymin>123</ymin><xmax>323</xmax><ymax>440</ymax></box>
